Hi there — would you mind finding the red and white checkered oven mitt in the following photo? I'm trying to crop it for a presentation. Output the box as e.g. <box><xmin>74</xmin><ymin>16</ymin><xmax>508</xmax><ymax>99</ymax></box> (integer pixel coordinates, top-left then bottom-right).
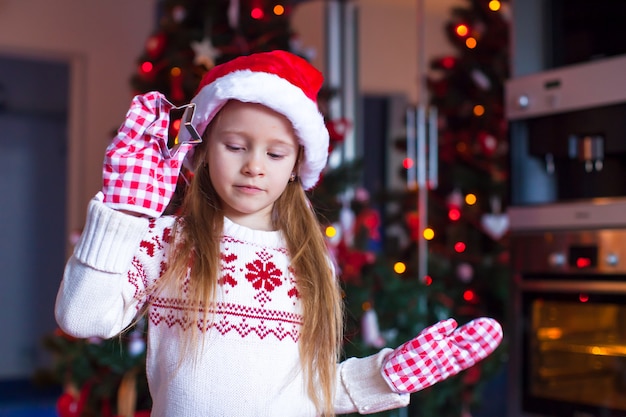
<box><xmin>381</xmin><ymin>317</ymin><xmax>502</xmax><ymax>394</ymax></box>
<box><xmin>102</xmin><ymin>91</ymin><xmax>198</xmax><ymax>217</ymax></box>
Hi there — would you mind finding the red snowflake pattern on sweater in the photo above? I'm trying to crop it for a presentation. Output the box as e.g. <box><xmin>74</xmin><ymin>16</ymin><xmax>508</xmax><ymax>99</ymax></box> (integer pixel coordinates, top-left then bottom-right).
<box><xmin>245</xmin><ymin>250</ymin><xmax>283</xmax><ymax>307</ymax></box>
<box><xmin>245</xmin><ymin>250</ymin><xmax>282</xmax><ymax>291</ymax></box>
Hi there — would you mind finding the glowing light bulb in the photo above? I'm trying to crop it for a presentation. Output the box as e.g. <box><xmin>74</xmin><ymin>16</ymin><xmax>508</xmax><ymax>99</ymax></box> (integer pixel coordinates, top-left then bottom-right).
<box><xmin>463</xmin><ymin>289</ymin><xmax>475</xmax><ymax>302</ymax></box>
<box><xmin>576</xmin><ymin>258</ymin><xmax>591</xmax><ymax>268</ymax></box>
<box><xmin>403</xmin><ymin>158</ymin><xmax>414</xmax><ymax>169</ymax></box>
<box><xmin>448</xmin><ymin>208</ymin><xmax>461</xmax><ymax>221</ymax></box>
<box><xmin>325</xmin><ymin>225</ymin><xmax>337</xmax><ymax>238</ymax></box>
<box><xmin>473</xmin><ymin>105</ymin><xmax>485</xmax><ymax>116</ymax></box>
<box><xmin>465</xmin><ymin>193</ymin><xmax>477</xmax><ymax>205</ymax></box>
<box><xmin>488</xmin><ymin>0</ymin><xmax>501</xmax><ymax>11</ymax></box>
<box><xmin>140</xmin><ymin>61</ymin><xmax>153</xmax><ymax>74</ymax></box>
<box><xmin>454</xmin><ymin>241</ymin><xmax>466</xmax><ymax>253</ymax></box>
<box><xmin>423</xmin><ymin>228</ymin><xmax>435</xmax><ymax>240</ymax></box>
<box><xmin>423</xmin><ymin>275</ymin><xmax>433</xmax><ymax>285</ymax></box>
<box><xmin>466</xmin><ymin>37</ymin><xmax>477</xmax><ymax>49</ymax></box>
<box><xmin>273</xmin><ymin>4</ymin><xmax>285</xmax><ymax>15</ymax></box>
<box><xmin>393</xmin><ymin>262</ymin><xmax>406</xmax><ymax>274</ymax></box>
<box><xmin>455</xmin><ymin>24</ymin><xmax>469</xmax><ymax>37</ymax></box>
<box><xmin>251</xmin><ymin>7</ymin><xmax>264</xmax><ymax>19</ymax></box>
<box><xmin>170</xmin><ymin>67</ymin><xmax>181</xmax><ymax>77</ymax></box>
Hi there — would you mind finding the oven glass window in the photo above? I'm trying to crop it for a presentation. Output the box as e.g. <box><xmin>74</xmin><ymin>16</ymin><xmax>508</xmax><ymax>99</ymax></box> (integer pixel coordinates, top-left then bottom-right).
<box><xmin>529</xmin><ymin>298</ymin><xmax>626</xmax><ymax>411</ymax></box>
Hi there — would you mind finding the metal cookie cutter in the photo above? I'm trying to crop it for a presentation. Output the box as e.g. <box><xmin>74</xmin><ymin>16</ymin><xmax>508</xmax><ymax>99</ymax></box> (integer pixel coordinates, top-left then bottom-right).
<box><xmin>166</xmin><ymin>102</ymin><xmax>202</xmax><ymax>158</ymax></box>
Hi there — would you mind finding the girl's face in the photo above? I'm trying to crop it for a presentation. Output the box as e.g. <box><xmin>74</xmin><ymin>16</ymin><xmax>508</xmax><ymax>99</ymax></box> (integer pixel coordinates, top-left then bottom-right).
<box><xmin>205</xmin><ymin>100</ymin><xmax>299</xmax><ymax>231</ymax></box>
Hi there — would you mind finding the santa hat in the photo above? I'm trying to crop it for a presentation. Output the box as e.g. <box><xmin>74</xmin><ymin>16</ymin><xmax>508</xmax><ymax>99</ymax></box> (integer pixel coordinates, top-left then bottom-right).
<box><xmin>180</xmin><ymin>50</ymin><xmax>329</xmax><ymax>190</ymax></box>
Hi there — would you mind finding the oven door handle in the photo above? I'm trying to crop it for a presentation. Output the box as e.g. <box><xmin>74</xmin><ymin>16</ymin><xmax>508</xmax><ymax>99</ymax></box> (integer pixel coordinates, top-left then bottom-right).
<box><xmin>519</xmin><ymin>279</ymin><xmax>626</xmax><ymax>293</ymax></box>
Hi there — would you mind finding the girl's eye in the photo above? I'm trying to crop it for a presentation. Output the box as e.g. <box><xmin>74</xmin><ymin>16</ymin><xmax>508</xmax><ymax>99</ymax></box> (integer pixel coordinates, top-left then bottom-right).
<box><xmin>225</xmin><ymin>144</ymin><xmax>243</xmax><ymax>151</ymax></box>
<box><xmin>267</xmin><ymin>152</ymin><xmax>285</xmax><ymax>159</ymax></box>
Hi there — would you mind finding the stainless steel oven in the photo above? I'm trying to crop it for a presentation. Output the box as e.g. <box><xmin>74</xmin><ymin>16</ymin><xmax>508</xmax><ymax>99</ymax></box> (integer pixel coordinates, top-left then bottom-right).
<box><xmin>508</xmin><ymin>203</ymin><xmax>626</xmax><ymax>417</ymax></box>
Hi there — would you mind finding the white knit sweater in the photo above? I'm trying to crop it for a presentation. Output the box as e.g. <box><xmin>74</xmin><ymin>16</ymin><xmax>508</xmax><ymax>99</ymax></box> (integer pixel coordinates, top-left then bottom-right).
<box><xmin>55</xmin><ymin>194</ymin><xmax>409</xmax><ymax>416</ymax></box>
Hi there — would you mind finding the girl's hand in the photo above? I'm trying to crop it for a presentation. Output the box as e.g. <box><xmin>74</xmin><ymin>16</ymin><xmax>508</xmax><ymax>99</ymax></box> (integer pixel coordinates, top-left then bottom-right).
<box><xmin>102</xmin><ymin>92</ymin><xmax>198</xmax><ymax>218</ymax></box>
<box><xmin>381</xmin><ymin>317</ymin><xmax>503</xmax><ymax>394</ymax></box>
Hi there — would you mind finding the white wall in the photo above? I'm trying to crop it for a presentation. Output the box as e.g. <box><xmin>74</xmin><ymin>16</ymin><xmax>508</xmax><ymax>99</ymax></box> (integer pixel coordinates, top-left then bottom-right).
<box><xmin>0</xmin><ymin>0</ymin><xmax>157</xmax><ymax>235</ymax></box>
<box><xmin>293</xmin><ymin>0</ymin><xmax>465</xmax><ymax>105</ymax></box>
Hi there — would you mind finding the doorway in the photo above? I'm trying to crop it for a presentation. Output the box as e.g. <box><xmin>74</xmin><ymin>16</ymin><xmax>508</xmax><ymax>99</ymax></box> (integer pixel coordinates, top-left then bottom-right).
<box><xmin>0</xmin><ymin>54</ymin><xmax>69</xmax><ymax>381</ymax></box>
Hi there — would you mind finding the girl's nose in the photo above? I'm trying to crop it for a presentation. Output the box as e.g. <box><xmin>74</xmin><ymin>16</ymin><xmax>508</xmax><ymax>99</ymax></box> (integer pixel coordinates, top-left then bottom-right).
<box><xmin>243</xmin><ymin>151</ymin><xmax>264</xmax><ymax>176</ymax></box>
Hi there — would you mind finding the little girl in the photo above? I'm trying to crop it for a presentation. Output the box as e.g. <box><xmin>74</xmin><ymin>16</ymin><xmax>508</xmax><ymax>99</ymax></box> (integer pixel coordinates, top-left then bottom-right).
<box><xmin>55</xmin><ymin>50</ymin><xmax>502</xmax><ymax>416</ymax></box>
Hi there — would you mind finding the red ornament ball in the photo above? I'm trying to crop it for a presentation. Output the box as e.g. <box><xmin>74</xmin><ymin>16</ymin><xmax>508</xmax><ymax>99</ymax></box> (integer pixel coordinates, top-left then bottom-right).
<box><xmin>326</xmin><ymin>117</ymin><xmax>352</xmax><ymax>143</ymax></box>
<box><xmin>405</xmin><ymin>211</ymin><xmax>420</xmax><ymax>241</ymax></box>
<box><xmin>441</xmin><ymin>56</ymin><xmax>456</xmax><ymax>69</ymax></box>
<box><xmin>478</xmin><ymin>131</ymin><xmax>498</xmax><ymax>157</ymax></box>
<box><xmin>56</xmin><ymin>392</ymin><xmax>80</xmax><ymax>417</ymax></box>
<box><xmin>146</xmin><ymin>33</ymin><xmax>166</xmax><ymax>59</ymax></box>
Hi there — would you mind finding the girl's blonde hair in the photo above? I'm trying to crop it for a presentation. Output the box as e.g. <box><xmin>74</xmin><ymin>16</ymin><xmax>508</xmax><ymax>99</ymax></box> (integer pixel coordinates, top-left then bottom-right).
<box><xmin>154</xmin><ymin>114</ymin><xmax>344</xmax><ymax>416</ymax></box>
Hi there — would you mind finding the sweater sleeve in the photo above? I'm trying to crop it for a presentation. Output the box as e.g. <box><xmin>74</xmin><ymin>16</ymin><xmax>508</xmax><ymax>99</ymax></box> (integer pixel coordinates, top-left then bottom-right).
<box><xmin>334</xmin><ymin>348</ymin><xmax>410</xmax><ymax>414</ymax></box>
<box><xmin>55</xmin><ymin>193</ymin><xmax>152</xmax><ymax>339</ymax></box>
